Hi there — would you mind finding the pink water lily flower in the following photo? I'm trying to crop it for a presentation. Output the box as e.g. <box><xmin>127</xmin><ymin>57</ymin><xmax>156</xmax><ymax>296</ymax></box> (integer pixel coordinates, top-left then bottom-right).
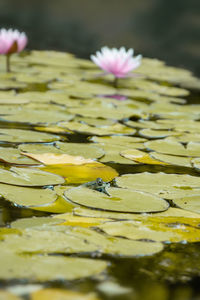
<box><xmin>91</xmin><ymin>46</ymin><xmax>142</xmax><ymax>79</ymax></box>
<box><xmin>0</xmin><ymin>28</ymin><xmax>28</xmax><ymax>72</ymax></box>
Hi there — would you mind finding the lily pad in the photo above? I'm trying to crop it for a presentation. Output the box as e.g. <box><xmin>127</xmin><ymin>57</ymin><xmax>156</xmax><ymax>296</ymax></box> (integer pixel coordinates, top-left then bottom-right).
<box><xmin>0</xmin><ymin>129</ymin><xmax>60</xmax><ymax>143</ymax></box>
<box><xmin>41</xmin><ymin>162</ymin><xmax>118</xmax><ymax>184</ymax></box>
<box><xmin>64</xmin><ymin>186</ymin><xmax>169</xmax><ymax>213</ymax></box>
<box><xmin>31</xmin><ymin>289</ymin><xmax>100</xmax><ymax>300</ymax></box>
<box><xmin>0</xmin><ymin>167</ymin><xmax>64</xmax><ymax>186</ymax></box>
<box><xmin>19</xmin><ymin>142</ymin><xmax>104</xmax><ymax>160</ymax></box>
<box><xmin>0</xmin><ymin>184</ymin><xmax>57</xmax><ymax>207</ymax></box>
<box><xmin>74</xmin><ymin>206</ymin><xmax>200</xmax><ymax>221</ymax></box>
<box><xmin>150</xmin><ymin>152</ymin><xmax>192</xmax><ymax>168</ymax></box>
<box><xmin>120</xmin><ymin>149</ymin><xmax>168</xmax><ymax>165</ymax></box>
<box><xmin>0</xmin><ymin>147</ymin><xmax>40</xmax><ymax>165</ymax></box>
<box><xmin>99</xmin><ymin>217</ymin><xmax>200</xmax><ymax>243</ymax></box>
<box><xmin>116</xmin><ymin>173</ymin><xmax>200</xmax><ymax>199</ymax></box>
<box><xmin>0</xmin><ymin>291</ymin><xmax>22</xmax><ymax>300</ymax></box>
<box><xmin>172</xmin><ymin>195</ymin><xmax>200</xmax><ymax>214</ymax></box>
<box><xmin>0</xmin><ymin>248</ymin><xmax>108</xmax><ymax>281</ymax></box>
<box><xmin>1</xmin><ymin>109</ymin><xmax>73</xmax><ymax>125</ymax></box>
<box><xmin>21</xmin><ymin>152</ymin><xmax>95</xmax><ymax>165</ymax></box>
<box><xmin>145</xmin><ymin>138</ymin><xmax>200</xmax><ymax>157</ymax></box>
<box><xmin>59</xmin><ymin>121</ymin><xmax>136</xmax><ymax>136</ymax></box>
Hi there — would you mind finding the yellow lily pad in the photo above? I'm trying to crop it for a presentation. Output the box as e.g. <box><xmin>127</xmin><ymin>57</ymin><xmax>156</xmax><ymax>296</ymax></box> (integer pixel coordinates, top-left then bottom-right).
<box><xmin>99</xmin><ymin>217</ymin><xmax>200</xmax><ymax>243</ymax></box>
<box><xmin>21</xmin><ymin>152</ymin><xmax>94</xmax><ymax>165</ymax></box>
<box><xmin>19</xmin><ymin>142</ymin><xmax>104</xmax><ymax>160</ymax></box>
<box><xmin>0</xmin><ymin>290</ymin><xmax>22</xmax><ymax>300</ymax></box>
<box><xmin>41</xmin><ymin>162</ymin><xmax>118</xmax><ymax>184</ymax></box>
<box><xmin>31</xmin><ymin>289</ymin><xmax>100</xmax><ymax>300</ymax></box>
<box><xmin>120</xmin><ymin>149</ymin><xmax>168</xmax><ymax>165</ymax></box>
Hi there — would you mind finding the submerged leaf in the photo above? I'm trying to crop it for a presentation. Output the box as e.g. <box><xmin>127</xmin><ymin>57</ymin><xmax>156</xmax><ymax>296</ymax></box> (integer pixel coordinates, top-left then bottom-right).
<box><xmin>31</xmin><ymin>289</ymin><xmax>100</xmax><ymax>300</ymax></box>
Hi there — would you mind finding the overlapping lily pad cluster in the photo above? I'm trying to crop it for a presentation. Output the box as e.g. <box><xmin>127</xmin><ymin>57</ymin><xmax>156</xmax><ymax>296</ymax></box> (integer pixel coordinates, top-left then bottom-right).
<box><xmin>0</xmin><ymin>50</ymin><xmax>200</xmax><ymax>297</ymax></box>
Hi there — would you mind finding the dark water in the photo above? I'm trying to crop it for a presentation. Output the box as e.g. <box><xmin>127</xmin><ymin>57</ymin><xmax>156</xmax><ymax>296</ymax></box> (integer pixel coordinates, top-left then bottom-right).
<box><xmin>0</xmin><ymin>0</ymin><xmax>199</xmax><ymax>76</ymax></box>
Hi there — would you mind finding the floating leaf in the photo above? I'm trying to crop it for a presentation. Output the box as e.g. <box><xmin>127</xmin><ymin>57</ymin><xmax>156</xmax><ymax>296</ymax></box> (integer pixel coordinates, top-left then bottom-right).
<box><xmin>0</xmin><ymin>248</ymin><xmax>108</xmax><ymax>281</ymax></box>
<box><xmin>116</xmin><ymin>173</ymin><xmax>200</xmax><ymax>199</ymax></box>
<box><xmin>1</xmin><ymin>109</ymin><xmax>73</xmax><ymax>125</ymax></box>
<box><xmin>0</xmin><ymin>183</ymin><xmax>57</xmax><ymax>207</ymax></box>
<box><xmin>120</xmin><ymin>149</ymin><xmax>168</xmax><ymax>165</ymax></box>
<box><xmin>145</xmin><ymin>138</ymin><xmax>200</xmax><ymax>157</ymax></box>
<box><xmin>31</xmin><ymin>289</ymin><xmax>100</xmax><ymax>300</ymax></box>
<box><xmin>150</xmin><ymin>152</ymin><xmax>192</xmax><ymax>168</ymax></box>
<box><xmin>0</xmin><ymin>290</ymin><xmax>22</xmax><ymax>300</ymax></box>
<box><xmin>0</xmin><ymin>147</ymin><xmax>40</xmax><ymax>165</ymax></box>
<box><xmin>21</xmin><ymin>152</ymin><xmax>94</xmax><ymax>165</ymax></box>
<box><xmin>64</xmin><ymin>186</ymin><xmax>169</xmax><ymax>213</ymax></box>
<box><xmin>0</xmin><ymin>129</ymin><xmax>60</xmax><ymax>143</ymax></box>
<box><xmin>41</xmin><ymin>162</ymin><xmax>118</xmax><ymax>184</ymax></box>
<box><xmin>0</xmin><ymin>167</ymin><xmax>64</xmax><ymax>186</ymax></box>
<box><xmin>11</xmin><ymin>217</ymin><xmax>62</xmax><ymax>229</ymax></box>
<box><xmin>59</xmin><ymin>121</ymin><xmax>136</xmax><ymax>136</ymax></box>
<box><xmin>53</xmin><ymin>213</ymin><xmax>111</xmax><ymax>227</ymax></box>
<box><xmin>74</xmin><ymin>206</ymin><xmax>200</xmax><ymax>221</ymax></box>
<box><xmin>19</xmin><ymin>142</ymin><xmax>104</xmax><ymax>160</ymax></box>
<box><xmin>172</xmin><ymin>194</ymin><xmax>200</xmax><ymax>214</ymax></box>
<box><xmin>89</xmin><ymin>136</ymin><xmax>146</xmax><ymax>164</ymax></box>
<box><xmin>99</xmin><ymin>217</ymin><xmax>200</xmax><ymax>243</ymax></box>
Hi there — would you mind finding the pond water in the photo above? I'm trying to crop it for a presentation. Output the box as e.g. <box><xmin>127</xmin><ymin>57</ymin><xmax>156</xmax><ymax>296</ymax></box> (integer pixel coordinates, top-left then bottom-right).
<box><xmin>0</xmin><ymin>51</ymin><xmax>200</xmax><ymax>299</ymax></box>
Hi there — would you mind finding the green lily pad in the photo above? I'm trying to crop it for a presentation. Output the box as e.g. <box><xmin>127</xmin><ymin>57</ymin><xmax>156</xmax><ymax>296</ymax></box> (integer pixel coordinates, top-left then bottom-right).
<box><xmin>0</xmin><ymin>147</ymin><xmax>40</xmax><ymax>165</ymax></box>
<box><xmin>150</xmin><ymin>152</ymin><xmax>192</xmax><ymax>168</ymax></box>
<box><xmin>119</xmin><ymin>78</ymin><xmax>189</xmax><ymax>97</ymax></box>
<box><xmin>0</xmin><ymin>184</ymin><xmax>57</xmax><ymax>207</ymax></box>
<box><xmin>172</xmin><ymin>195</ymin><xmax>200</xmax><ymax>214</ymax></box>
<box><xmin>89</xmin><ymin>136</ymin><xmax>146</xmax><ymax>164</ymax></box>
<box><xmin>64</xmin><ymin>186</ymin><xmax>169</xmax><ymax>213</ymax></box>
<box><xmin>145</xmin><ymin>138</ymin><xmax>200</xmax><ymax>157</ymax></box>
<box><xmin>1</xmin><ymin>109</ymin><xmax>74</xmax><ymax>125</ymax></box>
<box><xmin>0</xmin><ymin>248</ymin><xmax>108</xmax><ymax>281</ymax></box>
<box><xmin>0</xmin><ymin>129</ymin><xmax>60</xmax><ymax>143</ymax></box>
<box><xmin>66</xmin><ymin>103</ymin><xmax>143</xmax><ymax>120</ymax></box>
<box><xmin>89</xmin><ymin>135</ymin><xmax>146</xmax><ymax>146</ymax></box>
<box><xmin>139</xmin><ymin>129</ymin><xmax>180</xmax><ymax>139</ymax></box>
<box><xmin>11</xmin><ymin>217</ymin><xmax>62</xmax><ymax>229</ymax></box>
<box><xmin>74</xmin><ymin>206</ymin><xmax>200</xmax><ymax>221</ymax></box>
<box><xmin>98</xmin><ymin>217</ymin><xmax>200</xmax><ymax>243</ymax></box>
<box><xmin>59</xmin><ymin>121</ymin><xmax>136</xmax><ymax>136</ymax></box>
<box><xmin>19</xmin><ymin>141</ymin><xmax>104</xmax><ymax>160</ymax></box>
<box><xmin>116</xmin><ymin>173</ymin><xmax>200</xmax><ymax>199</ymax></box>
<box><xmin>0</xmin><ymin>167</ymin><xmax>64</xmax><ymax>186</ymax></box>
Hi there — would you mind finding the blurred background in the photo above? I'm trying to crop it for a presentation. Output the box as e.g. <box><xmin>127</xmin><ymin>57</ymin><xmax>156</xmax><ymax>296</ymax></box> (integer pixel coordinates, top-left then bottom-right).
<box><xmin>0</xmin><ymin>0</ymin><xmax>199</xmax><ymax>75</ymax></box>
